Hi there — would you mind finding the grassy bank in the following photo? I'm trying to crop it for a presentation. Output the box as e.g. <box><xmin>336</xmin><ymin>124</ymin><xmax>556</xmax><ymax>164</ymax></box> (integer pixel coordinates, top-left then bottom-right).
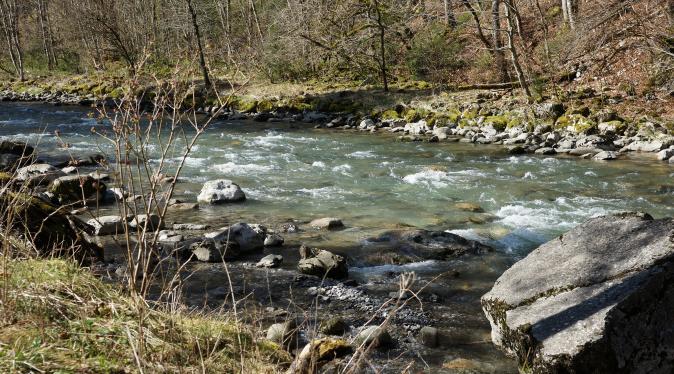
<box><xmin>0</xmin><ymin>258</ymin><xmax>287</xmax><ymax>373</ymax></box>
<box><xmin>2</xmin><ymin>72</ymin><xmax>673</xmax><ymax>132</ymax></box>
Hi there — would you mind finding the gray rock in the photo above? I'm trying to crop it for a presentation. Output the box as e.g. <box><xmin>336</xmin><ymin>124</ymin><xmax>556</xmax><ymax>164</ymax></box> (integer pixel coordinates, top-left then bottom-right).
<box><xmin>507</xmin><ymin>145</ymin><xmax>527</xmax><ymax>155</ymax></box>
<box><xmin>266</xmin><ymin>321</ymin><xmax>298</xmax><ymax>348</ymax></box>
<box><xmin>432</xmin><ymin>126</ymin><xmax>450</xmax><ymax>140</ymax></box>
<box><xmin>16</xmin><ymin>163</ymin><xmax>64</xmax><ymax>184</ymax></box>
<box><xmin>88</xmin><ymin>215</ymin><xmax>126</xmax><ymax>235</ymax></box>
<box><xmin>623</xmin><ymin>140</ymin><xmax>668</xmax><ymax>152</ymax></box>
<box><xmin>89</xmin><ymin>171</ymin><xmax>110</xmax><ymax>181</ymax></box>
<box><xmin>264</xmin><ymin>233</ymin><xmax>284</xmax><ymax>247</ymax></box>
<box><xmin>534</xmin><ymin>147</ymin><xmax>556</xmax><ymax>155</ymax></box>
<box><xmin>355</xmin><ymin>326</ymin><xmax>393</xmax><ymax>348</ymax></box>
<box><xmin>256</xmin><ymin>254</ymin><xmax>283</xmax><ymax>268</ymax></box>
<box><xmin>206</xmin><ymin>223</ymin><xmax>266</xmax><ymax>252</ymax></box>
<box><xmin>157</xmin><ymin>230</ymin><xmax>183</xmax><ymax>243</ymax></box>
<box><xmin>172</xmin><ymin>223</ymin><xmax>209</xmax><ymax>231</ymax></box>
<box><xmin>359</xmin><ymin>119</ymin><xmax>375</xmax><ymax>130</ymax></box>
<box><xmin>167</xmin><ymin>202</ymin><xmax>199</xmax><ymax>211</ymax></box>
<box><xmin>309</xmin><ymin>217</ymin><xmax>344</xmax><ymax>230</ymax></box>
<box><xmin>298</xmin><ymin>249</ymin><xmax>348</xmax><ymax>279</ymax></box>
<box><xmin>404</xmin><ymin>120</ymin><xmax>429</xmax><ymax>135</ymax></box>
<box><xmin>129</xmin><ymin>214</ymin><xmax>164</xmax><ymax>231</ymax></box>
<box><xmin>533</xmin><ymin>103</ymin><xmax>564</xmax><ymax>120</ymax></box>
<box><xmin>197</xmin><ymin>179</ymin><xmax>246</xmax><ymax>204</ymax></box>
<box><xmin>61</xmin><ymin>166</ymin><xmax>77</xmax><ymax>174</ymax></box>
<box><xmin>568</xmin><ymin>147</ymin><xmax>602</xmax><ymax>156</ymax></box>
<box><xmin>593</xmin><ymin>151</ymin><xmax>618</xmax><ymax>160</ymax></box>
<box><xmin>189</xmin><ymin>239</ymin><xmax>239</xmax><ymax>262</ymax></box>
<box><xmin>419</xmin><ymin>326</ymin><xmax>438</xmax><ymax>348</ymax></box>
<box><xmin>482</xmin><ymin>213</ymin><xmax>674</xmax><ymax>374</ymax></box>
<box><xmin>656</xmin><ymin>148</ymin><xmax>674</xmax><ymax>161</ymax></box>
<box><xmin>280</xmin><ymin>222</ymin><xmax>300</xmax><ymax>233</ymax></box>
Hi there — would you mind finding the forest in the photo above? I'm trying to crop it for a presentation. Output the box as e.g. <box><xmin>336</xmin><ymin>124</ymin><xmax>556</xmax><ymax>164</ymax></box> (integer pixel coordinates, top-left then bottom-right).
<box><xmin>0</xmin><ymin>0</ymin><xmax>672</xmax><ymax>99</ymax></box>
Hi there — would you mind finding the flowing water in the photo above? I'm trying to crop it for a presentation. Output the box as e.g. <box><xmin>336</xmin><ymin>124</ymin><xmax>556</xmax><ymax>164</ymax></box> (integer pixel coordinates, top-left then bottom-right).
<box><xmin>2</xmin><ymin>102</ymin><xmax>674</xmax><ymax>371</ymax></box>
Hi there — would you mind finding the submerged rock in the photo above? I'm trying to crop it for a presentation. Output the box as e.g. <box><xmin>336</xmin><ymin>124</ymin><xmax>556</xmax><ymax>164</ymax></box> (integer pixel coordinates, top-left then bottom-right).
<box><xmin>309</xmin><ymin>217</ymin><xmax>344</xmax><ymax>230</ymax></box>
<box><xmin>197</xmin><ymin>179</ymin><xmax>246</xmax><ymax>204</ymax></box>
<box><xmin>365</xmin><ymin>229</ymin><xmax>492</xmax><ymax>262</ymax></box>
<box><xmin>482</xmin><ymin>212</ymin><xmax>674</xmax><ymax>374</ymax></box>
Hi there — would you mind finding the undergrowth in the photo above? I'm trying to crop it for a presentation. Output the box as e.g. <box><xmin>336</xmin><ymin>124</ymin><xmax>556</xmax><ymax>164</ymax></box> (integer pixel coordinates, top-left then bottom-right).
<box><xmin>0</xmin><ymin>258</ymin><xmax>288</xmax><ymax>373</ymax></box>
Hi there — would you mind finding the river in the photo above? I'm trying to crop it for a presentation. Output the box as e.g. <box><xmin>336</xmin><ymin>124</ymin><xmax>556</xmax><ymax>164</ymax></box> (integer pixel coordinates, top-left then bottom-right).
<box><xmin>2</xmin><ymin>102</ymin><xmax>673</xmax><ymax>371</ymax></box>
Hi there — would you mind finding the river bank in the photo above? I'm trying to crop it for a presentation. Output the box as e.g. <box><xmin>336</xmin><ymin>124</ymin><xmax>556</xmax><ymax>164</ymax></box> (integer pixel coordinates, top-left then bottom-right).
<box><xmin>3</xmin><ymin>76</ymin><xmax>674</xmax><ymax>166</ymax></box>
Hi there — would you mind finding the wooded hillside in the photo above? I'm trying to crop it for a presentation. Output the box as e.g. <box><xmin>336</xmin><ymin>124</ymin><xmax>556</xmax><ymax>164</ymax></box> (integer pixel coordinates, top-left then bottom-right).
<box><xmin>0</xmin><ymin>0</ymin><xmax>672</xmax><ymax>99</ymax></box>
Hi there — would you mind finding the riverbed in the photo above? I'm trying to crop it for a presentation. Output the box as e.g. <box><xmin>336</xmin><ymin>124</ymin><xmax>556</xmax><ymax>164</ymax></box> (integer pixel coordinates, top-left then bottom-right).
<box><xmin>2</xmin><ymin>102</ymin><xmax>673</xmax><ymax>372</ymax></box>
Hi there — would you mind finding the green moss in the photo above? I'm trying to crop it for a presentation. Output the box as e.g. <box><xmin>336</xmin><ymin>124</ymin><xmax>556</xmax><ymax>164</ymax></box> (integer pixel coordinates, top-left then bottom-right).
<box><xmin>484</xmin><ymin>115</ymin><xmax>508</xmax><ymax>132</ymax></box>
<box><xmin>446</xmin><ymin>109</ymin><xmax>461</xmax><ymax>125</ymax></box>
<box><xmin>462</xmin><ymin>108</ymin><xmax>478</xmax><ymax>120</ymax></box>
<box><xmin>256</xmin><ymin>99</ymin><xmax>274</xmax><ymax>112</ymax></box>
<box><xmin>403</xmin><ymin>108</ymin><xmax>429</xmax><ymax>122</ymax></box>
<box><xmin>380</xmin><ymin>109</ymin><xmax>400</xmax><ymax>120</ymax></box>
<box><xmin>234</xmin><ymin>98</ymin><xmax>258</xmax><ymax>113</ymax></box>
<box><xmin>572</xmin><ymin>117</ymin><xmax>597</xmax><ymax>133</ymax></box>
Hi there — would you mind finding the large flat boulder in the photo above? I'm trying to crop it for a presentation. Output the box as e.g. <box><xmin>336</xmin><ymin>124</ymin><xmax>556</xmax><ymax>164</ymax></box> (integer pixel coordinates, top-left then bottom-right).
<box><xmin>482</xmin><ymin>212</ymin><xmax>674</xmax><ymax>373</ymax></box>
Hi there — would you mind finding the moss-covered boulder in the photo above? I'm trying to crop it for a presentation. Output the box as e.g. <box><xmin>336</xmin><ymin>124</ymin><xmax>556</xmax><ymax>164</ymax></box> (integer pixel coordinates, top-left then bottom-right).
<box><xmin>49</xmin><ymin>175</ymin><xmax>107</xmax><ymax>205</ymax></box>
<box><xmin>0</xmin><ymin>192</ymin><xmax>103</xmax><ymax>261</ymax></box>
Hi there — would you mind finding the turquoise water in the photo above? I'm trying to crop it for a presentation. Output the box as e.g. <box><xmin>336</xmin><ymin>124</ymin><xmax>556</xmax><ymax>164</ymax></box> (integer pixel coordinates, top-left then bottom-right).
<box><xmin>2</xmin><ymin>102</ymin><xmax>673</xmax><ymax>259</ymax></box>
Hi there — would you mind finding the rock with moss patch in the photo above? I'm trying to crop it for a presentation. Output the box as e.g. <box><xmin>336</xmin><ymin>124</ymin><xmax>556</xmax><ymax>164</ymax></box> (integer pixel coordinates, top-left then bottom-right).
<box><xmin>482</xmin><ymin>212</ymin><xmax>674</xmax><ymax>374</ymax></box>
<box><xmin>320</xmin><ymin>317</ymin><xmax>348</xmax><ymax>335</ymax></box>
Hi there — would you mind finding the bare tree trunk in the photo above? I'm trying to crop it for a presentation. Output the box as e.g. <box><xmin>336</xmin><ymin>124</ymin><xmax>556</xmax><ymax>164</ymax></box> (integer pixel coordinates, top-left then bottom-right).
<box><xmin>461</xmin><ymin>0</ymin><xmax>491</xmax><ymax>50</ymax></box>
<box><xmin>249</xmin><ymin>0</ymin><xmax>264</xmax><ymax>43</ymax></box>
<box><xmin>374</xmin><ymin>0</ymin><xmax>388</xmax><ymax>92</ymax></box>
<box><xmin>217</xmin><ymin>0</ymin><xmax>233</xmax><ymax>60</ymax></box>
<box><xmin>0</xmin><ymin>0</ymin><xmax>24</xmax><ymax>80</ymax></box>
<box><xmin>186</xmin><ymin>0</ymin><xmax>211</xmax><ymax>88</ymax></box>
<box><xmin>562</xmin><ymin>0</ymin><xmax>576</xmax><ymax>29</ymax></box>
<box><xmin>443</xmin><ymin>0</ymin><xmax>456</xmax><ymax>28</ymax></box>
<box><xmin>37</xmin><ymin>0</ymin><xmax>54</xmax><ymax>70</ymax></box>
<box><xmin>504</xmin><ymin>0</ymin><xmax>530</xmax><ymax>100</ymax></box>
<box><xmin>492</xmin><ymin>0</ymin><xmax>509</xmax><ymax>82</ymax></box>
<box><xmin>532</xmin><ymin>0</ymin><xmax>551</xmax><ymax>66</ymax></box>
